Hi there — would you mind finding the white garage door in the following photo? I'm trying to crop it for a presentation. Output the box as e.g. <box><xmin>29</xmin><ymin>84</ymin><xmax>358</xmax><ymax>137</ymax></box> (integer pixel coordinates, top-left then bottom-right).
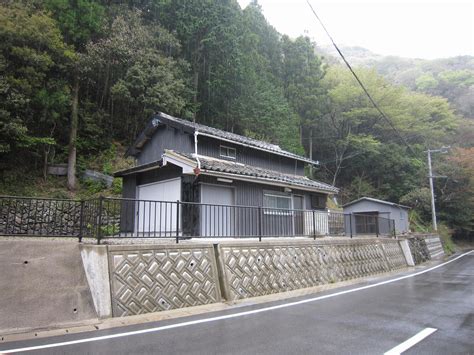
<box><xmin>136</xmin><ymin>178</ymin><xmax>181</xmax><ymax>235</ymax></box>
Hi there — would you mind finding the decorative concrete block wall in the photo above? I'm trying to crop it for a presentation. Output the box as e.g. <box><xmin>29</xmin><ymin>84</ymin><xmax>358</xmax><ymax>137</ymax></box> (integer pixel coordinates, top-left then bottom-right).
<box><xmin>107</xmin><ymin>244</ymin><xmax>221</xmax><ymax>317</ymax></box>
<box><xmin>424</xmin><ymin>235</ymin><xmax>445</xmax><ymax>259</ymax></box>
<box><xmin>217</xmin><ymin>239</ymin><xmax>406</xmax><ymax>301</ymax></box>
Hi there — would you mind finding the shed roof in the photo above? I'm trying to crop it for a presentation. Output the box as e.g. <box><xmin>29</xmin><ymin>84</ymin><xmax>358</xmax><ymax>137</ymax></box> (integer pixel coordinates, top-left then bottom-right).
<box><xmin>343</xmin><ymin>197</ymin><xmax>410</xmax><ymax>209</ymax></box>
<box><xmin>126</xmin><ymin>112</ymin><xmax>319</xmax><ymax>165</ymax></box>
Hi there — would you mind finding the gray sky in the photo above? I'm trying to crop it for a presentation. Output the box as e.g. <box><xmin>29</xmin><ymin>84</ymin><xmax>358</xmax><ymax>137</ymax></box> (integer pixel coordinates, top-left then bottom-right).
<box><xmin>238</xmin><ymin>0</ymin><xmax>474</xmax><ymax>59</ymax></box>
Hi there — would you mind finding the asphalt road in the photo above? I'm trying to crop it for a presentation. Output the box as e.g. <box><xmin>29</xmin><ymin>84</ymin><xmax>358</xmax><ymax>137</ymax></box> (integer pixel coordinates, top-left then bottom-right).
<box><xmin>2</xmin><ymin>251</ymin><xmax>473</xmax><ymax>355</ymax></box>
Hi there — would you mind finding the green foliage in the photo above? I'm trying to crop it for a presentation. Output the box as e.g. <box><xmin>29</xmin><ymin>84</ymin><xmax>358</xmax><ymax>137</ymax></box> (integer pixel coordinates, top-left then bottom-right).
<box><xmin>408</xmin><ymin>210</ymin><xmax>430</xmax><ymax>233</ymax></box>
<box><xmin>0</xmin><ymin>0</ymin><xmax>470</xmax><ymax>239</ymax></box>
<box><xmin>111</xmin><ymin>178</ymin><xmax>122</xmax><ymax>195</ymax></box>
<box><xmin>81</xmin><ymin>178</ymin><xmax>107</xmax><ymax>195</ymax></box>
<box><xmin>0</xmin><ymin>3</ymin><xmax>72</xmax><ymax>158</ymax></box>
<box><xmin>437</xmin><ymin>223</ymin><xmax>455</xmax><ymax>255</ymax></box>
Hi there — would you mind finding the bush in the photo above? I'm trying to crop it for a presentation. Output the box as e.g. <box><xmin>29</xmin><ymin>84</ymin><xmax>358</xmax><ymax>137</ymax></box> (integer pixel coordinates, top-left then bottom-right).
<box><xmin>437</xmin><ymin>223</ymin><xmax>455</xmax><ymax>255</ymax></box>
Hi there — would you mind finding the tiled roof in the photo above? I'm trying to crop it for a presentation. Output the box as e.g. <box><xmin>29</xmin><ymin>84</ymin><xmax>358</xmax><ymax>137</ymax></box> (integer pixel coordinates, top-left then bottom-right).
<box><xmin>128</xmin><ymin>112</ymin><xmax>319</xmax><ymax>165</ymax></box>
<box><xmin>171</xmin><ymin>151</ymin><xmax>338</xmax><ymax>193</ymax></box>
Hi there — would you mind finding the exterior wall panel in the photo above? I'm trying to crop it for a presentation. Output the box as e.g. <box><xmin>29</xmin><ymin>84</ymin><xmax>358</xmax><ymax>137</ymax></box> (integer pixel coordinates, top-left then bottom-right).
<box><xmin>138</xmin><ymin>126</ymin><xmax>194</xmax><ymax>165</ymax></box>
<box><xmin>197</xmin><ymin>136</ymin><xmax>305</xmax><ymax>175</ymax></box>
<box><xmin>343</xmin><ymin>200</ymin><xmax>409</xmax><ymax>234</ymax></box>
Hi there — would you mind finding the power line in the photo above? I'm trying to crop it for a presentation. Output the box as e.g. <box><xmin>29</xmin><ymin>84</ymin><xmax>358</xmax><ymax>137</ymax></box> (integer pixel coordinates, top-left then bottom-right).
<box><xmin>305</xmin><ymin>0</ymin><xmax>418</xmax><ymax>157</ymax></box>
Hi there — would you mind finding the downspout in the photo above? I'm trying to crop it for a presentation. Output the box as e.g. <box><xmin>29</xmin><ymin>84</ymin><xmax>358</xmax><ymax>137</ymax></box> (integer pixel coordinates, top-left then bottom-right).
<box><xmin>194</xmin><ymin>130</ymin><xmax>201</xmax><ymax>170</ymax></box>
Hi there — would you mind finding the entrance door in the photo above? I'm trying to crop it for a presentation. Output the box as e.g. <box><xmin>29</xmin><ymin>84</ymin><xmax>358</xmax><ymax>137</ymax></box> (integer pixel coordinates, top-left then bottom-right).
<box><xmin>136</xmin><ymin>178</ymin><xmax>181</xmax><ymax>236</ymax></box>
<box><xmin>200</xmin><ymin>184</ymin><xmax>234</xmax><ymax>237</ymax></box>
<box><xmin>293</xmin><ymin>195</ymin><xmax>304</xmax><ymax>235</ymax></box>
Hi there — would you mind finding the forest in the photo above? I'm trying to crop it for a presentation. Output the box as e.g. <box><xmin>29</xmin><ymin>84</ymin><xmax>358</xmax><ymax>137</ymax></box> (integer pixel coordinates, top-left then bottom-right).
<box><xmin>0</xmin><ymin>0</ymin><xmax>472</xmax><ymax>239</ymax></box>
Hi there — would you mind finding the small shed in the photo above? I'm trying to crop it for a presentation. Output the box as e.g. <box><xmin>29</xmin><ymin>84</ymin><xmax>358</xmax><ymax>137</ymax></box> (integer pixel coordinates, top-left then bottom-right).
<box><xmin>343</xmin><ymin>197</ymin><xmax>410</xmax><ymax>235</ymax></box>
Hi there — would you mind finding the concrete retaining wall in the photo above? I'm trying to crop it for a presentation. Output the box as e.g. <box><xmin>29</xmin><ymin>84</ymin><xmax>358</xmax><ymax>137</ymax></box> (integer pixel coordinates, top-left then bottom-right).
<box><xmin>107</xmin><ymin>244</ymin><xmax>221</xmax><ymax>317</ymax></box>
<box><xmin>217</xmin><ymin>239</ymin><xmax>407</xmax><ymax>300</ymax></box>
<box><xmin>2</xmin><ymin>235</ymin><xmax>445</xmax><ymax>332</ymax></box>
<box><xmin>406</xmin><ymin>234</ymin><xmax>445</xmax><ymax>264</ymax></box>
<box><xmin>0</xmin><ymin>240</ymin><xmax>97</xmax><ymax>333</ymax></box>
<box><xmin>424</xmin><ymin>235</ymin><xmax>445</xmax><ymax>259</ymax></box>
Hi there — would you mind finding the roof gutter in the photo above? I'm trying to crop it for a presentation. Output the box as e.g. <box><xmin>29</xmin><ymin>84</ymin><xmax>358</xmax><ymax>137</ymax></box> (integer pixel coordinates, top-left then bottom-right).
<box><xmin>194</xmin><ymin>130</ymin><xmax>201</xmax><ymax>170</ymax></box>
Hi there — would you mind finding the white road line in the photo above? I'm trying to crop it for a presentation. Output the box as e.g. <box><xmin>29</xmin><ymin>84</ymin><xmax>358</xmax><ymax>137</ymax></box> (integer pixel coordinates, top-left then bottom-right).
<box><xmin>384</xmin><ymin>327</ymin><xmax>438</xmax><ymax>355</ymax></box>
<box><xmin>1</xmin><ymin>250</ymin><xmax>472</xmax><ymax>354</ymax></box>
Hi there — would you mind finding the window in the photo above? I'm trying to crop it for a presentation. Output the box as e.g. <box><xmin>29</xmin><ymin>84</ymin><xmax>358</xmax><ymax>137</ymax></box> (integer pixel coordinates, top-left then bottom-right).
<box><xmin>219</xmin><ymin>145</ymin><xmax>236</xmax><ymax>159</ymax></box>
<box><xmin>311</xmin><ymin>193</ymin><xmax>326</xmax><ymax>210</ymax></box>
<box><xmin>263</xmin><ymin>193</ymin><xmax>292</xmax><ymax>215</ymax></box>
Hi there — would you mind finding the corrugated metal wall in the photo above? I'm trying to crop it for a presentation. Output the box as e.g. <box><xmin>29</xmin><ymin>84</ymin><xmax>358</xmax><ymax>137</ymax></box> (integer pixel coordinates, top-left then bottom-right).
<box><xmin>197</xmin><ymin>136</ymin><xmax>305</xmax><ymax>175</ymax></box>
<box><xmin>138</xmin><ymin>126</ymin><xmax>194</xmax><ymax>165</ymax></box>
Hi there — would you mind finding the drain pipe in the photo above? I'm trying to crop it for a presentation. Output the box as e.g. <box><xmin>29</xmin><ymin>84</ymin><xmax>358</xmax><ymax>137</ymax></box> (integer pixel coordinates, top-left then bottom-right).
<box><xmin>194</xmin><ymin>130</ymin><xmax>201</xmax><ymax>170</ymax></box>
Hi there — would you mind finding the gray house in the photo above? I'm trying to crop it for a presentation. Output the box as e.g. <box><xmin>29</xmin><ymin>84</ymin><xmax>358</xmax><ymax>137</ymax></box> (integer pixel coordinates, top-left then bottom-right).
<box><xmin>115</xmin><ymin>112</ymin><xmax>338</xmax><ymax>237</ymax></box>
<box><xmin>343</xmin><ymin>197</ymin><xmax>410</xmax><ymax>235</ymax></box>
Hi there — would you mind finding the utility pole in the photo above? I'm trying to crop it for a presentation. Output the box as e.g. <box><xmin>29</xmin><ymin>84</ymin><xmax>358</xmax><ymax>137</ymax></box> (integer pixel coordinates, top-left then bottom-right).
<box><xmin>425</xmin><ymin>147</ymin><xmax>449</xmax><ymax>231</ymax></box>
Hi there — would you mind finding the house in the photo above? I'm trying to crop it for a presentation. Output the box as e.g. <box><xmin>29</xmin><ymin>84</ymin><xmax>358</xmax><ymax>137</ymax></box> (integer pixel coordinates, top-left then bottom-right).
<box><xmin>114</xmin><ymin>112</ymin><xmax>338</xmax><ymax>237</ymax></box>
<box><xmin>343</xmin><ymin>197</ymin><xmax>410</xmax><ymax>235</ymax></box>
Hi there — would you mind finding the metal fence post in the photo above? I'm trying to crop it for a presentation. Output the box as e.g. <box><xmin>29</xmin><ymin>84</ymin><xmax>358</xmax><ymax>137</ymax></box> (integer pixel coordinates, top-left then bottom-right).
<box><xmin>97</xmin><ymin>196</ymin><xmax>104</xmax><ymax>245</ymax></box>
<box><xmin>258</xmin><ymin>206</ymin><xmax>262</xmax><ymax>242</ymax></box>
<box><xmin>78</xmin><ymin>200</ymin><xmax>85</xmax><ymax>243</ymax></box>
<box><xmin>176</xmin><ymin>200</ymin><xmax>180</xmax><ymax>244</ymax></box>
<box><xmin>313</xmin><ymin>210</ymin><xmax>316</xmax><ymax>240</ymax></box>
<box><xmin>376</xmin><ymin>216</ymin><xmax>379</xmax><ymax>238</ymax></box>
<box><xmin>349</xmin><ymin>214</ymin><xmax>353</xmax><ymax>238</ymax></box>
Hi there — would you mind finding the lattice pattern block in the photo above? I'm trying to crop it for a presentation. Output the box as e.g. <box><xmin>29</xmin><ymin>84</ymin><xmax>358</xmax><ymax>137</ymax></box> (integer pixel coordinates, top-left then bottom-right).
<box><xmin>219</xmin><ymin>242</ymin><xmax>393</xmax><ymax>300</ymax></box>
<box><xmin>425</xmin><ymin>236</ymin><xmax>444</xmax><ymax>259</ymax></box>
<box><xmin>381</xmin><ymin>241</ymin><xmax>407</xmax><ymax>270</ymax></box>
<box><xmin>109</xmin><ymin>246</ymin><xmax>220</xmax><ymax>317</ymax></box>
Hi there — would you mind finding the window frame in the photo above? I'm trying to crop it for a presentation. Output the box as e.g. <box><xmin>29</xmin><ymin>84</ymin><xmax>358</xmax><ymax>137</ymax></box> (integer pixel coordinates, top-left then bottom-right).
<box><xmin>263</xmin><ymin>192</ymin><xmax>292</xmax><ymax>215</ymax></box>
<box><xmin>219</xmin><ymin>145</ymin><xmax>237</xmax><ymax>159</ymax></box>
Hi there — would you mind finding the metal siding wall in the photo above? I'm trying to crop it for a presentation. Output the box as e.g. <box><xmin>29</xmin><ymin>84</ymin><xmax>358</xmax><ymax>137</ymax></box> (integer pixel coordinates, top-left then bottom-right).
<box><xmin>137</xmin><ymin>165</ymin><xmax>182</xmax><ymax>186</ymax></box>
<box><xmin>138</xmin><ymin>126</ymin><xmax>194</xmax><ymax>165</ymax></box>
<box><xmin>198</xmin><ymin>176</ymin><xmax>313</xmax><ymax>209</ymax></box>
<box><xmin>121</xmin><ymin>175</ymin><xmax>136</xmax><ymax>232</ymax></box>
<box><xmin>343</xmin><ymin>201</ymin><xmax>410</xmax><ymax>234</ymax></box>
<box><xmin>122</xmin><ymin>175</ymin><xmax>137</xmax><ymax>199</ymax></box>
<box><xmin>197</xmin><ymin>136</ymin><xmax>305</xmax><ymax>175</ymax></box>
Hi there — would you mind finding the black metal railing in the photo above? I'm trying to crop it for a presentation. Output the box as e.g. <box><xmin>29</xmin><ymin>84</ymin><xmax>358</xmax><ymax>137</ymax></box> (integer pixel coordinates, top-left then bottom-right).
<box><xmin>0</xmin><ymin>196</ymin><xmax>396</xmax><ymax>243</ymax></box>
<box><xmin>345</xmin><ymin>213</ymin><xmax>396</xmax><ymax>238</ymax></box>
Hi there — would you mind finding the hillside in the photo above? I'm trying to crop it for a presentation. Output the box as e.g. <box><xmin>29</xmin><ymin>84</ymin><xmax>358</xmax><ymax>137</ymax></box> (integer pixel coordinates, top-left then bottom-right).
<box><xmin>318</xmin><ymin>46</ymin><xmax>474</xmax><ymax>118</ymax></box>
<box><xmin>0</xmin><ymin>1</ymin><xmax>472</xmax><ymax>238</ymax></box>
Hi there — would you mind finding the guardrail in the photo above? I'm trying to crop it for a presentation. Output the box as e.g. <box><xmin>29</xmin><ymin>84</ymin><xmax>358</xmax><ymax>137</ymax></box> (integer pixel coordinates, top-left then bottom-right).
<box><xmin>0</xmin><ymin>196</ymin><xmax>395</xmax><ymax>243</ymax></box>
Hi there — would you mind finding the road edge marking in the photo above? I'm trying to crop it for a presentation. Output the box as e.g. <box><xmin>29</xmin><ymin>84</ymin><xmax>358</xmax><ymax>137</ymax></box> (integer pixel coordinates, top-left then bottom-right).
<box><xmin>384</xmin><ymin>327</ymin><xmax>437</xmax><ymax>355</ymax></box>
<box><xmin>1</xmin><ymin>250</ymin><xmax>472</xmax><ymax>354</ymax></box>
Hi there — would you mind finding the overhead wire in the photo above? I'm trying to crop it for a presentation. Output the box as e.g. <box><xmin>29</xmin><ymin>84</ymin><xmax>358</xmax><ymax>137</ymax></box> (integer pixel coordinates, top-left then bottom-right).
<box><xmin>305</xmin><ymin>0</ymin><xmax>418</xmax><ymax>157</ymax></box>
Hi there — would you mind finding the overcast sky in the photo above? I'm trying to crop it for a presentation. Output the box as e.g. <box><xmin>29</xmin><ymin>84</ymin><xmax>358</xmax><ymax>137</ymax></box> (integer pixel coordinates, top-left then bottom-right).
<box><xmin>238</xmin><ymin>0</ymin><xmax>474</xmax><ymax>59</ymax></box>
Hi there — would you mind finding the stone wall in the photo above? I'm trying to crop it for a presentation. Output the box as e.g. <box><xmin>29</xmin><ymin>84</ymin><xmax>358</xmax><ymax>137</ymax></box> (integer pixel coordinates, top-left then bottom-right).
<box><xmin>0</xmin><ymin>198</ymin><xmax>83</xmax><ymax>236</ymax></box>
<box><xmin>406</xmin><ymin>234</ymin><xmax>445</xmax><ymax>264</ymax></box>
<box><xmin>217</xmin><ymin>239</ymin><xmax>407</xmax><ymax>301</ymax></box>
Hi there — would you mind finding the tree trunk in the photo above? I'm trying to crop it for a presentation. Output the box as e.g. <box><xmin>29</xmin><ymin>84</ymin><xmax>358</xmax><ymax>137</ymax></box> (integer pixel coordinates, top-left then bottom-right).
<box><xmin>192</xmin><ymin>70</ymin><xmax>199</xmax><ymax>123</ymax></box>
<box><xmin>67</xmin><ymin>71</ymin><xmax>79</xmax><ymax>191</ymax></box>
<box><xmin>309</xmin><ymin>127</ymin><xmax>313</xmax><ymax>178</ymax></box>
